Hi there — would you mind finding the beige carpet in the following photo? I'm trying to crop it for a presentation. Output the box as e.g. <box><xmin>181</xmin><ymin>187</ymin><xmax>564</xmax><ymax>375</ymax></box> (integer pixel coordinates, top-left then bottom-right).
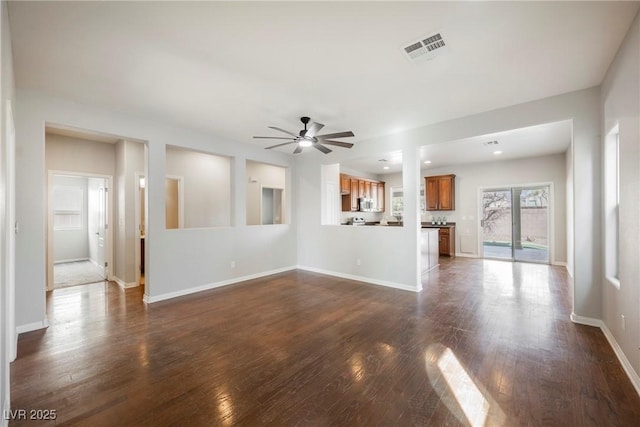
<box><xmin>54</xmin><ymin>260</ymin><xmax>105</xmax><ymax>289</ymax></box>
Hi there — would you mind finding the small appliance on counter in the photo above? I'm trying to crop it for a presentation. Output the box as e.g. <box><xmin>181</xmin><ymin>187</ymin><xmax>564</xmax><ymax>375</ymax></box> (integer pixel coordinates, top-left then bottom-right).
<box><xmin>351</xmin><ymin>216</ymin><xmax>366</xmax><ymax>226</ymax></box>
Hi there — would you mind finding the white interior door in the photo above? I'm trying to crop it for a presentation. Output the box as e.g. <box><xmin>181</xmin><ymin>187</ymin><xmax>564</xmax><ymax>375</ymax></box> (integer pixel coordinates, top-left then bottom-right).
<box><xmin>87</xmin><ymin>177</ymin><xmax>107</xmax><ymax>278</ymax></box>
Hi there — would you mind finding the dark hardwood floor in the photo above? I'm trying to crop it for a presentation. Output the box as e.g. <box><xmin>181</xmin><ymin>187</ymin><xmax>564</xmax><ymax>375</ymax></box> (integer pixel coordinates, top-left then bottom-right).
<box><xmin>10</xmin><ymin>258</ymin><xmax>640</xmax><ymax>426</ymax></box>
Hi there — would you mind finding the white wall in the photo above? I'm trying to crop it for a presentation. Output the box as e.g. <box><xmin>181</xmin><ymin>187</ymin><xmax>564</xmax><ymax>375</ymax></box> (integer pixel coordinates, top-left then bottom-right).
<box><xmin>246</xmin><ymin>160</ymin><xmax>286</xmax><ymax>226</ymax></box>
<box><xmin>600</xmin><ymin>10</ymin><xmax>640</xmax><ymax>382</ymax></box>
<box><xmin>15</xmin><ymin>90</ymin><xmax>297</xmax><ymax>328</ymax></box>
<box><xmin>298</xmin><ymin>88</ymin><xmax>601</xmax><ymax>316</ymax></box>
<box><xmin>565</xmin><ymin>142</ymin><xmax>574</xmax><ymax>277</ymax></box>
<box><xmin>52</xmin><ymin>175</ymin><xmax>89</xmax><ymax>263</ymax></box>
<box><xmin>419</xmin><ymin>153</ymin><xmax>567</xmax><ymax>264</ymax></box>
<box><xmin>1</xmin><ymin>0</ymin><xmax>16</xmax><ymax>418</ymax></box>
<box><xmin>45</xmin><ymin>133</ymin><xmax>115</xmax><ymax>176</ymax></box>
<box><xmin>166</xmin><ymin>146</ymin><xmax>231</xmax><ymax>228</ymax></box>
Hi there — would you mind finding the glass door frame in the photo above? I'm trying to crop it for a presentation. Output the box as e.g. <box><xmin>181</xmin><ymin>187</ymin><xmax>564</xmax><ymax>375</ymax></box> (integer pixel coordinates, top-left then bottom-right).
<box><xmin>478</xmin><ymin>183</ymin><xmax>552</xmax><ymax>264</ymax></box>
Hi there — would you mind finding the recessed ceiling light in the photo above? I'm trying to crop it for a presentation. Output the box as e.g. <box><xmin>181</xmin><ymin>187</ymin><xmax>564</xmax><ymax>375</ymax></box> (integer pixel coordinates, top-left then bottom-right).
<box><xmin>383</xmin><ymin>166</ymin><xmax>390</xmax><ymax>170</ymax></box>
<box><xmin>424</xmin><ymin>160</ymin><xmax>431</xmax><ymax>164</ymax></box>
<box><xmin>493</xmin><ymin>150</ymin><xmax>502</xmax><ymax>155</ymax></box>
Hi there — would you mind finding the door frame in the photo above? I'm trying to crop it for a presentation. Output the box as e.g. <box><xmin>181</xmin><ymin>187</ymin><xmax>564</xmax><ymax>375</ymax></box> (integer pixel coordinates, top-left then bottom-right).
<box><xmin>6</xmin><ymin>100</ymin><xmax>16</xmax><ymax>362</ymax></box>
<box><xmin>477</xmin><ymin>181</ymin><xmax>554</xmax><ymax>264</ymax></box>
<box><xmin>134</xmin><ymin>171</ymin><xmax>145</xmax><ymax>286</ymax></box>
<box><xmin>47</xmin><ymin>170</ymin><xmax>114</xmax><ymax>291</ymax></box>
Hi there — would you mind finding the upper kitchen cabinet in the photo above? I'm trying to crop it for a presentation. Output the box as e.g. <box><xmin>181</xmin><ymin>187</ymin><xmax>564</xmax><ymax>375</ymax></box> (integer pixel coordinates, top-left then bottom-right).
<box><xmin>340</xmin><ymin>173</ymin><xmax>385</xmax><ymax>212</ymax></box>
<box><xmin>425</xmin><ymin>174</ymin><xmax>455</xmax><ymax>211</ymax></box>
<box><xmin>340</xmin><ymin>174</ymin><xmax>351</xmax><ymax>195</ymax></box>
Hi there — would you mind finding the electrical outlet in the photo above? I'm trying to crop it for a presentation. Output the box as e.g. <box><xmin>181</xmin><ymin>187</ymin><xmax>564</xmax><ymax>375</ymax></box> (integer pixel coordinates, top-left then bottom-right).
<box><xmin>356</xmin><ymin>258</ymin><xmax>361</xmax><ymax>266</ymax></box>
<box><xmin>230</xmin><ymin>261</ymin><xmax>236</xmax><ymax>269</ymax></box>
<box><xmin>621</xmin><ymin>315</ymin><xmax>626</xmax><ymax>331</ymax></box>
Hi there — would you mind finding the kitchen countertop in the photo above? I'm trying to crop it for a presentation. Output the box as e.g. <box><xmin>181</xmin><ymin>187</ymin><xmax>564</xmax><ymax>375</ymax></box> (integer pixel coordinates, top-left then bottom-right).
<box><xmin>421</xmin><ymin>222</ymin><xmax>456</xmax><ymax>228</ymax></box>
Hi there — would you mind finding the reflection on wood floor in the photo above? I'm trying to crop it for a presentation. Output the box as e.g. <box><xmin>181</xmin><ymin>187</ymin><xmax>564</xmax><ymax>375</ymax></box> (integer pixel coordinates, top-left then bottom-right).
<box><xmin>11</xmin><ymin>258</ymin><xmax>640</xmax><ymax>426</ymax></box>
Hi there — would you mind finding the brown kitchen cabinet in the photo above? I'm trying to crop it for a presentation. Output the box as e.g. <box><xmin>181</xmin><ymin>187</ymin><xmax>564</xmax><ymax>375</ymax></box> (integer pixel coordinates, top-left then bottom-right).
<box><xmin>377</xmin><ymin>183</ymin><xmax>385</xmax><ymax>211</ymax></box>
<box><xmin>425</xmin><ymin>174</ymin><xmax>455</xmax><ymax>211</ymax></box>
<box><xmin>340</xmin><ymin>174</ymin><xmax>385</xmax><ymax>212</ymax></box>
<box><xmin>350</xmin><ymin>179</ymin><xmax>359</xmax><ymax>211</ymax></box>
<box><xmin>438</xmin><ymin>226</ymin><xmax>455</xmax><ymax>257</ymax></box>
<box><xmin>340</xmin><ymin>174</ymin><xmax>351</xmax><ymax>195</ymax></box>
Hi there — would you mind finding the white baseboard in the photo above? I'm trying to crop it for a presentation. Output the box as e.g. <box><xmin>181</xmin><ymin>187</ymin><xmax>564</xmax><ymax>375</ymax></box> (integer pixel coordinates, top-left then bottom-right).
<box><xmin>16</xmin><ymin>318</ymin><xmax>49</xmax><ymax>335</ymax></box>
<box><xmin>570</xmin><ymin>313</ymin><xmax>602</xmax><ymax>327</ymax></box>
<box><xmin>601</xmin><ymin>323</ymin><xmax>640</xmax><ymax>397</ymax></box>
<box><xmin>297</xmin><ymin>265</ymin><xmax>420</xmax><ymax>293</ymax></box>
<box><xmin>112</xmin><ymin>276</ymin><xmax>138</xmax><ymax>289</ymax></box>
<box><xmin>571</xmin><ymin>313</ymin><xmax>640</xmax><ymax>397</ymax></box>
<box><xmin>54</xmin><ymin>257</ymin><xmax>89</xmax><ymax>264</ymax></box>
<box><xmin>552</xmin><ymin>261</ymin><xmax>567</xmax><ymax>267</ymax></box>
<box><xmin>455</xmin><ymin>253</ymin><xmax>478</xmax><ymax>259</ymax></box>
<box><xmin>143</xmin><ymin>266</ymin><xmax>298</xmax><ymax>304</ymax></box>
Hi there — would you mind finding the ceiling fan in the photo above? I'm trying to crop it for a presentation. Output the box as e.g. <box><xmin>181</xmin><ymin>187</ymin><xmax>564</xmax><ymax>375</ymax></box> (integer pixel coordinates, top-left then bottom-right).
<box><xmin>253</xmin><ymin>116</ymin><xmax>355</xmax><ymax>154</ymax></box>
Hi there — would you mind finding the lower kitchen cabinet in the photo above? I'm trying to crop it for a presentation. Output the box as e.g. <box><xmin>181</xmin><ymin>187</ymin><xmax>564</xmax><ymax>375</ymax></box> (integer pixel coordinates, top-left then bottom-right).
<box><xmin>438</xmin><ymin>226</ymin><xmax>455</xmax><ymax>257</ymax></box>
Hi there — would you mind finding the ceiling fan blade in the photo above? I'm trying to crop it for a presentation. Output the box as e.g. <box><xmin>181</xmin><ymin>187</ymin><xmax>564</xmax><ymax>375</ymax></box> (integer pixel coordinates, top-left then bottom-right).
<box><xmin>320</xmin><ymin>140</ymin><xmax>354</xmax><ymax>149</ymax></box>
<box><xmin>265</xmin><ymin>141</ymin><xmax>297</xmax><ymax>149</ymax></box>
<box><xmin>313</xmin><ymin>143</ymin><xmax>332</xmax><ymax>154</ymax></box>
<box><xmin>315</xmin><ymin>131</ymin><xmax>355</xmax><ymax>139</ymax></box>
<box><xmin>305</xmin><ymin>122</ymin><xmax>325</xmax><ymax>138</ymax></box>
<box><xmin>268</xmin><ymin>126</ymin><xmax>298</xmax><ymax>137</ymax></box>
<box><xmin>253</xmin><ymin>136</ymin><xmax>295</xmax><ymax>140</ymax></box>
<box><xmin>293</xmin><ymin>145</ymin><xmax>304</xmax><ymax>154</ymax></box>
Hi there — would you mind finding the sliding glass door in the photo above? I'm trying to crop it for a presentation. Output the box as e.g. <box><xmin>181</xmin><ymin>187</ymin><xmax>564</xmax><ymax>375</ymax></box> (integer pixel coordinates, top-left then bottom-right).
<box><xmin>481</xmin><ymin>186</ymin><xmax>549</xmax><ymax>263</ymax></box>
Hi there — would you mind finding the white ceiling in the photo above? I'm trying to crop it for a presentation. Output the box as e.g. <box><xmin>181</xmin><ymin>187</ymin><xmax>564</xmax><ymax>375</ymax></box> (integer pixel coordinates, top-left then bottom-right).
<box><xmin>8</xmin><ymin>1</ymin><xmax>639</xmax><ymax>149</ymax></box>
<box><xmin>342</xmin><ymin>119</ymin><xmax>572</xmax><ymax>175</ymax></box>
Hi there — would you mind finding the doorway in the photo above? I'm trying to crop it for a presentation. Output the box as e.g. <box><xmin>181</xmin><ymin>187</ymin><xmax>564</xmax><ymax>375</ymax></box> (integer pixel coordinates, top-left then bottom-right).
<box><xmin>481</xmin><ymin>185</ymin><xmax>550</xmax><ymax>263</ymax></box>
<box><xmin>135</xmin><ymin>172</ymin><xmax>146</xmax><ymax>287</ymax></box>
<box><xmin>48</xmin><ymin>172</ymin><xmax>112</xmax><ymax>289</ymax></box>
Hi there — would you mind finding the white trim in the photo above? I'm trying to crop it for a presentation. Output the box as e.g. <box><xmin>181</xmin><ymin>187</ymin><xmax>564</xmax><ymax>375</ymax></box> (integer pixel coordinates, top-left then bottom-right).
<box><xmin>54</xmin><ymin>257</ymin><xmax>90</xmax><ymax>264</ymax></box>
<box><xmin>134</xmin><ymin>171</ymin><xmax>145</xmax><ymax>287</ymax></box>
<box><xmin>297</xmin><ymin>265</ymin><xmax>421</xmax><ymax>293</ymax></box>
<box><xmin>606</xmin><ymin>276</ymin><xmax>620</xmax><ymax>290</ymax></box>
<box><xmin>455</xmin><ymin>253</ymin><xmax>479</xmax><ymax>259</ymax></box>
<box><xmin>551</xmin><ymin>261</ymin><xmax>567</xmax><ymax>267</ymax></box>
<box><xmin>5</xmin><ymin>99</ymin><xmax>17</xmax><ymax>364</ymax></box>
<box><xmin>143</xmin><ymin>266</ymin><xmax>298</xmax><ymax>303</ymax></box>
<box><xmin>601</xmin><ymin>323</ymin><xmax>640</xmax><ymax>397</ymax></box>
<box><xmin>570</xmin><ymin>313</ymin><xmax>640</xmax><ymax>397</ymax></box>
<box><xmin>113</xmin><ymin>276</ymin><xmax>138</xmax><ymax>289</ymax></box>
<box><xmin>16</xmin><ymin>319</ymin><xmax>49</xmax><ymax>335</ymax></box>
<box><xmin>570</xmin><ymin>313</ymin><xmax>602</xmax><ymax>327</ymax></box>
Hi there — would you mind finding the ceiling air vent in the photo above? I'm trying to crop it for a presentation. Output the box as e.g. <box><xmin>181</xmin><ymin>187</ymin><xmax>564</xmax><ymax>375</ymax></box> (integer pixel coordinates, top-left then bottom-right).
<box><xmin>402</xmin><ymin>31</ymin><xmax>448</xmax><ymax>63</ymax></box>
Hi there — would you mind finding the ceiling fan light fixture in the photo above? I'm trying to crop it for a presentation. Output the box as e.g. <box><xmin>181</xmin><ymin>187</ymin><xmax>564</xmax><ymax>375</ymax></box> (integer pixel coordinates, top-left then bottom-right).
<box><xmin>298</xmin><ymin>138</ymin><xmax>313</xmax><ymax>147</ymax></box>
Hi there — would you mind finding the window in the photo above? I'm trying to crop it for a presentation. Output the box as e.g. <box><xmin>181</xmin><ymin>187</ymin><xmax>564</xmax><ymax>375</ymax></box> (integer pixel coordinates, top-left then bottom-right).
<box><xmin>604</xmin><ymin>125</ymin><xmax>620</xmax><ymax>286</ymax></box>
<box><xmin>391</xmin><ymin>187</ymin><xmax>403</xmax><ymax>218</ymax></box>
<box><xmin>53</xmin><ymin>186</ymin><xmax>83</xmax><ymax>230</ymax></box>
